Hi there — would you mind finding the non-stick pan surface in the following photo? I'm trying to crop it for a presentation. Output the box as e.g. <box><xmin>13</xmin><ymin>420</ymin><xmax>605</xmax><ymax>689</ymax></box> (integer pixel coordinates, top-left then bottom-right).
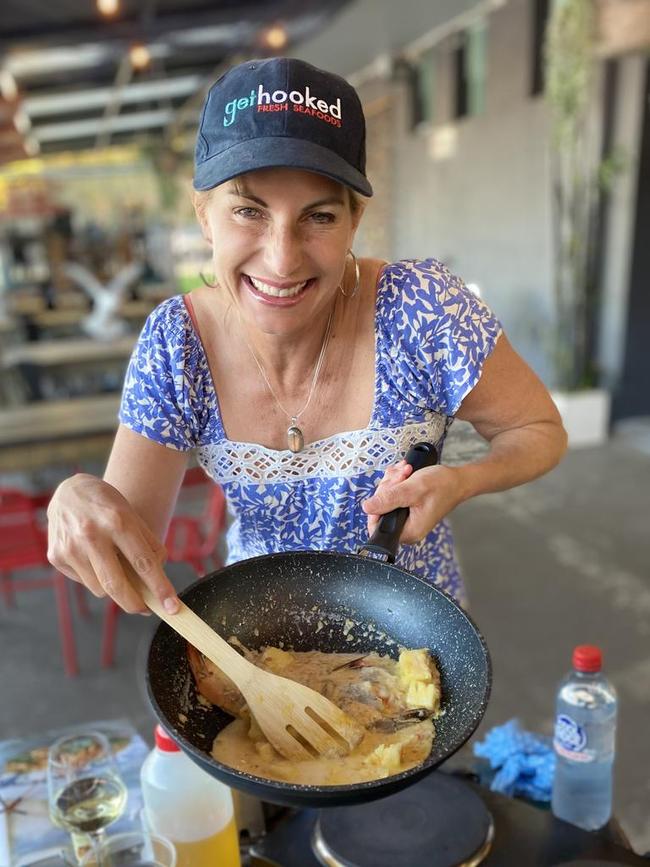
<box><xmin>146</xmin><ymin>549</ymin><xmax>491</xmax><ymax>808</ymax></box>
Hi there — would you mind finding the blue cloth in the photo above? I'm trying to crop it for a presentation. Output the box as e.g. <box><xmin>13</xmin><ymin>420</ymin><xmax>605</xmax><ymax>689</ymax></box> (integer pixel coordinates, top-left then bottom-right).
<box><xmin>473</xmin><ymin>719</ymin><xmax>556</xmax><ymax>802</ymax></box>
<box><xmin>119</xmin><ymin>258</ymin><xmax>502</xmax><ymax>602</ymax></box>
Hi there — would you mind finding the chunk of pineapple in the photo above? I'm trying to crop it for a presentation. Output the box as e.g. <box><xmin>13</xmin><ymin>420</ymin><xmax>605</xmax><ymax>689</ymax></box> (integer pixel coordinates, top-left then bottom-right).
<box><xmin>398</xmin><ymin>649</ymin><xmax>434</xmax><ymax>685</ymax></box>
<box><xmin>405</xmin><ymin>681</ymin><xmax>437</xmax><ymax>710</ymax></box>
<box><xmin>365</xmin><ymin>742</ymin><xmax>403</xmax><ymax>776</ymax></box>
<box><xmin>397</xmin><ymin>649</ymin><xmax>441</xmax><ymax>713</ymax></box>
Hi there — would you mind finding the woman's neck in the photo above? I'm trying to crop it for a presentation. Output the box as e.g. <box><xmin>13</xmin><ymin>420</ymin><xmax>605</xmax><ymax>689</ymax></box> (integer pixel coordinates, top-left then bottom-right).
<box><xmin>187</xmin><ymin>257</ymin><xmax>382</xmax><ymax>448</ymax></box>
<box><xmin>237</xmin><ymin>299</ymin><xmax>338</xmax><ymax>388</ymax></box>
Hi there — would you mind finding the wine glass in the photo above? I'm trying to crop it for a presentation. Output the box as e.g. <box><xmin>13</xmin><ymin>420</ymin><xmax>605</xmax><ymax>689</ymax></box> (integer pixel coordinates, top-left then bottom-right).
<box><xmin>47</xmin><ymin>731</ymin><xmax>127</xmax><ymax>862</ymax></box>
<box><xmin>79</xmin><ymin>830</ymin><xmax>176</xmax><ymax>867</ymax></box>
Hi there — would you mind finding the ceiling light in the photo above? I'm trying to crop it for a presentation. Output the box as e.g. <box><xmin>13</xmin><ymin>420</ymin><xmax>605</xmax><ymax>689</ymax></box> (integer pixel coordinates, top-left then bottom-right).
<box><xmin>97</xmin><ymin>0</ymin><xmax>119</xmax><ymax>16</ymax></box>
<box><xmin>261</xmin><ymin>24</ymin><xmax>288</xmax><ymax>51</ymax></box>
<box><xmin>129</xmin><ymin>44</ymin><xmax>151</xmax><ymax>70</ymax></box>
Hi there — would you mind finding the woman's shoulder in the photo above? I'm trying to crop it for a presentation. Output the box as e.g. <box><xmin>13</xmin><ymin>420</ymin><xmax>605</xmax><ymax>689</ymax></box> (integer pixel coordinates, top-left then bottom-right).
<box><xmin>137</xmin><ymin>294</ymin><xmax>197</xmax><ymax>355</ymax></box>
<box><xmin>379</xmin><ymin>257</ymin><xmax>459</xmax><ymax>295</ymax></box>
<box><xmin>122</xmin><ymin>292</ymin><xmax>218</xmax><ymax>446</ymax></box>
<box><xmin>144</xmin><ymin>294</ymin><xmax>188</xmax><ymax>333</ymax></box>
<box><xmin>373</xmin><ymin>258</ymin><xmax>502</xmax><ymax>416</ymax></box>
<box><xmin>130</xmin><ymin>294</ymin><xmax>212</xmax><ymax>390</ymax></box>
<box><xmin>375</xmin><ymin>256</ymin><xmax>500</xmax><ymax>346</ymax></box>
<box><xmin>375</xmin><ymin>257</ymin><xmax>466</xmax><ymax>324</ymax></box>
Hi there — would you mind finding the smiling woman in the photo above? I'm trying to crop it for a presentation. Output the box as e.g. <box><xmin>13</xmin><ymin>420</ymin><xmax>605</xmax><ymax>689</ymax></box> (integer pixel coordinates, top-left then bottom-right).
<box><xmin>46</xmin><ymin>56</ymin><xmax>567</xmax><ymax>620</ymax></box>
<box><xmin>193</xmin><ymin>170</ymin><xmax>360</xmax><ymax>339</ymax></box>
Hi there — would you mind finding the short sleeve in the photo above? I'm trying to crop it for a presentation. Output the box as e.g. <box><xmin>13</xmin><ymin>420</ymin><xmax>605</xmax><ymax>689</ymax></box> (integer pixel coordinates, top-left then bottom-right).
<box><xmin>378</xmin><ymin>259</ymin><xmax>503</xmax><ymax>416</ymax></box>
<box><xmin>119</xmin><ymin>297</ymin><xmax>203</xmax><ymax>450</ymax></box>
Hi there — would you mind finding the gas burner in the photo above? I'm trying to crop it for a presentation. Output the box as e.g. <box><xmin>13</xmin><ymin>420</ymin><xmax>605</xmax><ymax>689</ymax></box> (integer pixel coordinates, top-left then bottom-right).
<box><xmin>250</xmin><ymin>770</ymin><xmax>648</xmax><ymax>867</ymax></box>
<box><xmin>311</xmin><ymin>773</ymin><xmax>494</xmax><ymax>867</ymax></box>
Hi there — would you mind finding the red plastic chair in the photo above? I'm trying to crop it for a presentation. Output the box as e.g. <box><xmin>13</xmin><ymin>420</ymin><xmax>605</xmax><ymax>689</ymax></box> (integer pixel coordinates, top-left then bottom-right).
<box><xmin>0</xmin><ymin>488</ymin><xmax>88</xmax><ymax>676</ymax></box>
<box><xmin>164</xmin><ymin>470</ymin><xmax>227</xmax><ymax>575</ymax></box>
<box><xmin>101</xmin><ymin>470</ymin><xmax>226</xmax><ymax>667</ymax></box>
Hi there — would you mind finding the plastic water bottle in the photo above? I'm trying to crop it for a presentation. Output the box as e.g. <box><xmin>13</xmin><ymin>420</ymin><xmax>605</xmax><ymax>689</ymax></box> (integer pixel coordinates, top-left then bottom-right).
<box><xmin>551</xmin><ymin>645</ymin><xmax>617</xmax><ymax>830</ymax></box>
<box><xmin>140</xmin><ymin>725</ymin><xmax>241</xmax><ymax>867</ymax></box>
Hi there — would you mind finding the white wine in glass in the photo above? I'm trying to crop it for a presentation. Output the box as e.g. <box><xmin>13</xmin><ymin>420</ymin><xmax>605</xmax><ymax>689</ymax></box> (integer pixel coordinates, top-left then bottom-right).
<box><xmin>48</xmin><ymin>731</ymin><xmax>127</xmax><ymax>857</ymax></box>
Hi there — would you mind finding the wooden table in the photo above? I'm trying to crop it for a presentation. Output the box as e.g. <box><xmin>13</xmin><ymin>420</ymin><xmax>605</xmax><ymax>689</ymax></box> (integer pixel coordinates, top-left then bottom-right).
<box><xmin>28</xmin><ymin>301</ymin><xmax>153</xmax><ymax>335</ymax></box>
<box><xmin>1</xmin><ymin>335</ymin><xmax>135</xmax><ymax>368</ymax></box>
<box><xmin>7</xmin><ymin>294</ymin><xmax>45</xmax><ymax>316</ymax></box>
<box><xmin>8</xmin><ymin>290</ymin><xmax>88</xmax><ymax>316</ymax></box>
<box><xmin>0</xmin><ymin>394</ymin><xmax>121</xmax><ymax>471</ymax></box>
<box><xmin>26</xmin><ymin>309</ymin><xmax>87</xmax><ymax>329</ymax></box>
<box><xmin>0</xmin><ymin>318</ymin><xmax>24</xmax><ymax>345</ymax></box>
<box><xmin>1</xmin><ymin>335</ymin><xmax>136</xmax><ymax>402</ymax></box>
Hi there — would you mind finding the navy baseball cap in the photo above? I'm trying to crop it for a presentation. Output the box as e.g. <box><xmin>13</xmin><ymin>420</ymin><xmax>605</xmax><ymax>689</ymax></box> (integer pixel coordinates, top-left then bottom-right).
<box><xmin>193</xmin><ymin>57</ymin><xmax>373</xmax><ymax>197</ymax></box>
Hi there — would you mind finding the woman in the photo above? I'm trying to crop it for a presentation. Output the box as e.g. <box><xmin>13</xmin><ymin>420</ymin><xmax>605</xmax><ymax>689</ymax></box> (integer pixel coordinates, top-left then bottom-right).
<box><xmin>47</xmin><ymin>57</ymin><xmax>567</xmax><ymax>615</ymax></box>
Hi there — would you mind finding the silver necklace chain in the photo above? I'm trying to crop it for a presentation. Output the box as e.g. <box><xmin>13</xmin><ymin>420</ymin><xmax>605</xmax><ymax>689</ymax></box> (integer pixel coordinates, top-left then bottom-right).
<box><xmin>244</xmin><ymin>305</ymin><xmax>335</xmax><ymax>426</ymax></box>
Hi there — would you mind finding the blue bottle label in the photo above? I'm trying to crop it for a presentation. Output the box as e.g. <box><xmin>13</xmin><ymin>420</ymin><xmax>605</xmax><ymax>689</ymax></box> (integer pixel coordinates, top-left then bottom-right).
<box><xmin>554</xmin><ymin>713</ymin><xmax>595</xmax><ymax>762</ymax></box>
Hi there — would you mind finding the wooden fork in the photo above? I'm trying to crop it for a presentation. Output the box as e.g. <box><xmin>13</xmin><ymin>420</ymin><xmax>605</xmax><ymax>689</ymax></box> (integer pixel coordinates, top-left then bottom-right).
<box><xmin>135</xmin><ymin>578</ymin><xmax>364</xmax><ymax>760</ymax></box>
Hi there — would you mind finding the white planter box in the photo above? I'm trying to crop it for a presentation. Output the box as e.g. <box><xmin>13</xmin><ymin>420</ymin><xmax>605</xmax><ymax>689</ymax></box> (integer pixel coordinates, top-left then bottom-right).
<box><xmin>551</xmin><ymin>388</ymin><xmax>611</xmax><ymax>448</ymax></box>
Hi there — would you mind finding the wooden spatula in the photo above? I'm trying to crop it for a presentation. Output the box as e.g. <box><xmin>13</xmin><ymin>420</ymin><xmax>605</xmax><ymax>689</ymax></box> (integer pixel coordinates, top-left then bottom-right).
<box><xmin>134</xmin><ymin>575</ymin><xmax>364</xmax><ymax>760</ymax></box>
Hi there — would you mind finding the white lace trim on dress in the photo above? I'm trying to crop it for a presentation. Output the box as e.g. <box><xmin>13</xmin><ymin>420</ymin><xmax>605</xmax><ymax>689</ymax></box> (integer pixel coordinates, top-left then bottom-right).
<box><xmin>197</xmin><ymin>414</ymin><xmax>447</xmax><ymax>484</ymax></box>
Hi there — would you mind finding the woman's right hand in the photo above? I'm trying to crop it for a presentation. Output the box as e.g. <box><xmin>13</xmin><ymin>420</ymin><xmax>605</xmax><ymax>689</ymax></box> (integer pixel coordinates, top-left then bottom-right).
<box><xmin>47</xmin><ymin>473</ymin><xmax>179</xmax><ymax>614</ymax></box>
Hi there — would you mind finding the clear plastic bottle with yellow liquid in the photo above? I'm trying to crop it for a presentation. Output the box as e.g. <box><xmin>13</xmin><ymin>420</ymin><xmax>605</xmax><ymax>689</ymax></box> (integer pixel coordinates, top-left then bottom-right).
<box><xmin>140</xmin><ymin>725</ymin><xmax>241</xmax><ymax>867</ymax></box>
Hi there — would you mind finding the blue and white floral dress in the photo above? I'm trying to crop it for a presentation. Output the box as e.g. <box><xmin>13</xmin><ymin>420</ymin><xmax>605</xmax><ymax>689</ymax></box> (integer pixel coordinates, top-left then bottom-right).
<box><xmin>119</xmin><ymin>258</ymin><xmax>502</xmax><ymax>604</ymax></box>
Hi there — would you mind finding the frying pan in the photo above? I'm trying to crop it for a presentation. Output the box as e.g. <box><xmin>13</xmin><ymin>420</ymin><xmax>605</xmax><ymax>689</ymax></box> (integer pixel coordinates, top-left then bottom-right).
<box><xmin>146</xmin><ymin>443</ymin><xmax>491</xmax><ymax>807</ymax></box>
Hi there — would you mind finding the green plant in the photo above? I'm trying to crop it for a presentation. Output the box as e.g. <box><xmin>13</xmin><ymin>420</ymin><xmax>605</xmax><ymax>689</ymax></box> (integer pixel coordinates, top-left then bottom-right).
<box><xmin>544</xmin><ymin>0</ymin><xmax>626</xmax><ymax>390</ymax></box>
<box><xmin>141</xmin><ymin>144</ymin><xmax>189</xmax><ymax>215</ymax></box>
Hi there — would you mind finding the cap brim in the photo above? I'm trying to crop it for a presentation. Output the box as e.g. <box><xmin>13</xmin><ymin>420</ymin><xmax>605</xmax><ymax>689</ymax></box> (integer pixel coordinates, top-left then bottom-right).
<box><xmin>193</xmin><ymin>136</ymin><xmax>373</xmax><ymax>197</ymax></box>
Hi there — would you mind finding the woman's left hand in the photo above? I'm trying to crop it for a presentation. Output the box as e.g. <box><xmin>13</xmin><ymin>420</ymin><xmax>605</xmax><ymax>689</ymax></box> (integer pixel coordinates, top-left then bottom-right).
<box><xmin>362</xmin><ymin>461</ymin><xmax>465</xmax><ymax>544</ymax></box>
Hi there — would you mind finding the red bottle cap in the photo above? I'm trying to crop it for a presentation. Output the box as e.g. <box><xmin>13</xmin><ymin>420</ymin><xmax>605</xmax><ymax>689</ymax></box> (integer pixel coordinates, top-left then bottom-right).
<box><xmin>572</xmin><ymin>645</ymin><xmax>602</xmax><ymax>672</ymax></box>
<box><xmin>154</xmin><ymin>724</ymin><xmax>181</xmax><ymax>752</ymax></box>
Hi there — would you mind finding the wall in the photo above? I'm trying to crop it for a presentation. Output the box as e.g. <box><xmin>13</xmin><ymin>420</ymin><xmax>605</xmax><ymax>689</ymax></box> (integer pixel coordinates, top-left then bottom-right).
<box><xmin>292</xmin><ymin>0</ymin><xmax>483</xmax><ymax>77</ymax></box>
<box><xmin>391</xmin><ymin>0</ymin><xmax>555</xmax><ymax>380</ymax></box>
<box><xmin>598</xmin><ymin>54</ymin><xmax>645</xmax><ymax>388</ymax></box>
<box><xmin>294</xmin><ymin>0</ymin><xmax>644</xmax><ymax>390</ymax></box>
<box><xmin>297</xmin><ymin>0</ymin><xmax>557</xmax><ymax>380</ymax></box>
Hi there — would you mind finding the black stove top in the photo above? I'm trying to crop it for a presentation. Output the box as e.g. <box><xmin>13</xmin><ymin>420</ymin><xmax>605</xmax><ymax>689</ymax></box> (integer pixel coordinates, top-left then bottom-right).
<box><xmin>250</xmin><ymin>772</ymin><xmax>648</xmax><ymax>867</ymax></box>
<box><xmin>312</xmin><ymin>773</ymin><xmax>493</xmax><ymax>867</ymax></box>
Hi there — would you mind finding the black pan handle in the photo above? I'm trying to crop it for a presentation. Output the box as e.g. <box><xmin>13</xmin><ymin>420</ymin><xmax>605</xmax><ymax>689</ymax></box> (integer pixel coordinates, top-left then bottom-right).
<box><xmin>358</xmin><ymin>441</ymin><xmax>439</xmax><ymax>564</ymax></box>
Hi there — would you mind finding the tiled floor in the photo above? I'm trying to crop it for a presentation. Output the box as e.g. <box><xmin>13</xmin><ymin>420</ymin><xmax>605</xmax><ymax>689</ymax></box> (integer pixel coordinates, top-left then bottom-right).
<box><xmin>1</xmin><ymin>440</ymin><xmax>649</xmax><ymax>857</ymax></box>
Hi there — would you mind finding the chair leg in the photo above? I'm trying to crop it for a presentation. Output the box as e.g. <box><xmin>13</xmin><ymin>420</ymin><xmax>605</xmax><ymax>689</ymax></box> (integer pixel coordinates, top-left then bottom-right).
<box><xmin>201</xmin><ymin>556</ymin><xmax>221</xmax><ymax>575</ymax></box>
<box><xmin>53</xmin><ymin>572</ymin><xmax>78</xmax><ymax>677</ymax></box>
<box><xmin>74</xmin><ymin>583</ymin><xmax>91</xmax><ymax>619</ymax></box>
<box><xmin>101</xmin><ymin>600</ymin><xmax>120</xmax><ymax>668</ymax></box>
<box><xmin>190</xmin><ymin>559</ymin><xmax>205</xmax><ymax>577</ymax></box>
<box><xmin>1</xmin><ymin>571</ymin><xmax>16</xmax><ymax>607</ymax></box>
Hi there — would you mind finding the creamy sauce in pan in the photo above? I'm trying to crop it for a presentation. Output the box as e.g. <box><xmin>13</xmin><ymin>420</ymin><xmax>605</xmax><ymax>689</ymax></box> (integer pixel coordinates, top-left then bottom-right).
<box><xmin>189</xmin><ymin>646</ymin><xmax>441</xmax><ymax>786</ymax></box>
<box><xmin>213</xmin><ymin>715</ymin><xmax>434</xmax><ymax>786</ymax></box>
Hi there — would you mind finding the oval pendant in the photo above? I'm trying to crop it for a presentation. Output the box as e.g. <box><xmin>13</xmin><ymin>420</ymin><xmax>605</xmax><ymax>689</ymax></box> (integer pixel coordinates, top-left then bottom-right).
<box><xmin>287</xmin><ymin>424</ymin><xmax>304</xmax><ymax>453</ymax></box>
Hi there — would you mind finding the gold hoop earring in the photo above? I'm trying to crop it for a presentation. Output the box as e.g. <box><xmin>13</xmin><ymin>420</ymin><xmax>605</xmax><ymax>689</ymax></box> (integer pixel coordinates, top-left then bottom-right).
<box><xmin>340</xmin><ymin>249</ymin><xmax>360</xmax><ymax>298</ymax></box>
<box><xmin>199</xmin><ymin>270</ymin><xmax>219</xmax><ymax>289</ymax></box>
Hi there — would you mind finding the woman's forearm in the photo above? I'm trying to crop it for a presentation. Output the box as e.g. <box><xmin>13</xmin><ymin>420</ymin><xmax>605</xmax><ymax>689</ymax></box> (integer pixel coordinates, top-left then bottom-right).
<box><xmin>454</xmin><ymin>420</ymin><xmax>568</xmax><ymax>502</ymax></box>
